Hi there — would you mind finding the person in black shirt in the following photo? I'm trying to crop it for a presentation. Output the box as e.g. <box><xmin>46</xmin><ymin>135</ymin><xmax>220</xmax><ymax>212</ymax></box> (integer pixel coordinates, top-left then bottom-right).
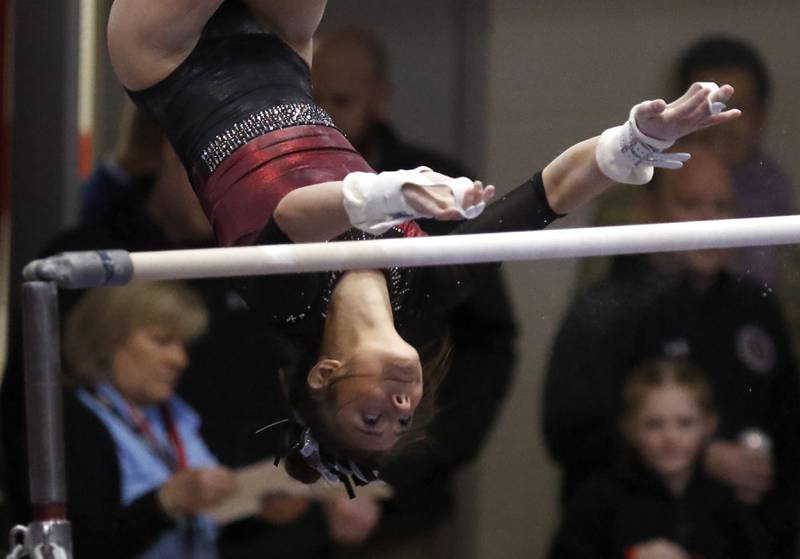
<box><xmin>559</xmin><ymin>359</ymin><xmax>762</xmax><ymax>559</ymax></box>
<box><xmin>312</xmin><ymin>26</ymin><xmax>468</xmax><ymax>180</ymax></box>
<box><xmin>545</xmin><ymin>144</ymin><xmax>800</xmax><ymax>558</ymax></box>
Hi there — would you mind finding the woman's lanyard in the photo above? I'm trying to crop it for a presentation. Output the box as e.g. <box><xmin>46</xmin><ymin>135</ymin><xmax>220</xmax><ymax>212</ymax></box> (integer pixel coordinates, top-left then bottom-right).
<box><xmin>94</xmin><ymin>391</ymin><xmax>188</xmax><ymax>472</ymax></box>
<box><xmin>93</xmin><ymin>389</ymin><xmax>200</xmax><ymax>554</ymax></box>
<box><xmin>128</xmin><ymin>402</ymin><xmax>188</xmax><ymax>472</ymax></box>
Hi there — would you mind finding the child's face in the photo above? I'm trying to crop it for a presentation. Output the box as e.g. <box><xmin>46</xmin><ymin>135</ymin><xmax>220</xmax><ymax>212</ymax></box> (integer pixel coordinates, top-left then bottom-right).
<box><xmin>627</xmin><ymin>386</ymin><xmax>714</xmax><ymax>481</ymax></box>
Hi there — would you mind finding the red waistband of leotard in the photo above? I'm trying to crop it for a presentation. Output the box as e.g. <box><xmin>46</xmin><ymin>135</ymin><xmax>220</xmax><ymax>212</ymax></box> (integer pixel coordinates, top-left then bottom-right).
<box><xmin>189</xmin><ymin>125</ymin><xmax>375</xmax><ymax>246</ymax></box>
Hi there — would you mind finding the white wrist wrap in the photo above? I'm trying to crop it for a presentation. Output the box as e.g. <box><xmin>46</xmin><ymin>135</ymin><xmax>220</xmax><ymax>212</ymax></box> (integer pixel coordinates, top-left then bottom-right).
<box><xmin>342</xmin><ymin>167</ymin><xmax>485</xmax><ymax>234</ymax></box>
<box><xmin>595</xmin><ymin>108</ymin><xmax>691</xmax><ymax>185</ymax></box>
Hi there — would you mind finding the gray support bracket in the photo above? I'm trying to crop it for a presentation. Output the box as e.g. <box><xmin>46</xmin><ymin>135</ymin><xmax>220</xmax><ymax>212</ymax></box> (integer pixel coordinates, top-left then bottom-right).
<box><xmin>23</xmin><ymin>250</ymin><xmax>133</xmax><ymax>289</ymax></box>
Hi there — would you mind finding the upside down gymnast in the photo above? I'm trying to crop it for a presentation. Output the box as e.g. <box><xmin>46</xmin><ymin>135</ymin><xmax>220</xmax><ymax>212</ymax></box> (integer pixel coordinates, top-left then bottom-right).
<box><xmin>107</xmin><ymin>0</ymin><xmax>740</xmax><ymax>494</ymax></box>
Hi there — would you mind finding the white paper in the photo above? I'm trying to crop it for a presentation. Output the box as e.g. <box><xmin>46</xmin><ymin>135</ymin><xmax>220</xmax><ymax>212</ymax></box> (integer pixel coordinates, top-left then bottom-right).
<box><xmin>204</xmin><ymin>458</ymin><xmax>394</xmax><ymax>525</ymax></box>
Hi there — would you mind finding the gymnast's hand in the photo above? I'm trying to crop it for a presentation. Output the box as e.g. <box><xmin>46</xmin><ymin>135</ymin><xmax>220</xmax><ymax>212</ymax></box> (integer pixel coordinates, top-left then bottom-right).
<box><xmin>402</xmin><ymin>170</ymin><xmax>496</xmax><ymax>220</ymax></box>
<box><xmin>634</xmin><ymin>82</ymin><xmax>741</xmax><ymax>144</ymax></box>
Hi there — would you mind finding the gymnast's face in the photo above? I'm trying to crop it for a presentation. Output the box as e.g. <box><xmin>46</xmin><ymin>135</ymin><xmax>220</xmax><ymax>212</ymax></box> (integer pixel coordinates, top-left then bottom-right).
<box><xmin>625</xmin><ymin>385</ymin><xmax>714</xmax><ymax>484</ymax></box>
<box><xmin>308</xmin><ymin>342</ymin><xmax>423</xmax><ymax>452</ymax></box>
<box><xmin>111</xmin><ymin>326</ymin><xmax>189</xmax><ymax>405</ymax></box>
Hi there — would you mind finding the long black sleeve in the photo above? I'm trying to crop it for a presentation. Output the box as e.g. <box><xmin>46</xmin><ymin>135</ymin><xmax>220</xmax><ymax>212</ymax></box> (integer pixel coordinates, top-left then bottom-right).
<box><xmin>402</xmin><ymin>173</ymin><xmax>562</xmax><ymax>321</ymax></box>
<box><xmin>451</xmin><ymin>172</ymin><xmax>562</xmax><ymax>236</ymax></box>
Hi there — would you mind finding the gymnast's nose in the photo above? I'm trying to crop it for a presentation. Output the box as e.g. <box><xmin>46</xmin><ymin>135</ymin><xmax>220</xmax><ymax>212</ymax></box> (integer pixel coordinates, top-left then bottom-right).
<box><xmin>392</xmin><ymin>393</ymin><xmax>412</xmax><ymax>412</ymax></box>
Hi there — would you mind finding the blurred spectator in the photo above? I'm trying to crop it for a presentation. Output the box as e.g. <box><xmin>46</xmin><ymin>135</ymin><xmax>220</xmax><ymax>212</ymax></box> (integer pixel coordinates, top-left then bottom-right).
<box><xmin>313</xmin><ymin>26</ymin><xmax>468</xmax><ymax>179</ymax></box>
<box><xmin>676</xmin><ymin>36</ymin><xmax>794</xmax><ymax>288</ymax></box>
<box><xmin>312</xmin><ymin>27</ymin><xmax>518</xmax><ymax>558</ymax></box>
<box><xmin>0</xmin><ymin>104</ymin><xmax>332</xmax><ymax>558</ymax></box>
<box><xmin>80</xmin><ymin>101</ymin><xmax>164</xmax><ymax>225</ymax></box>
<box><xmin>580</xmin><ymin>36</ymin><xmax>794</xmax><ymax>292</ymax></box>
<box><xmin>558</xmin><ymin>359</ymin><xmax>762</xmax><ymax>559</ymax></box>
<box><xmin>54</xmin><ymin>281</ymin><xmax>234</xmax><ymax>557</ymax></box>
<box><xmin>544</xmin><ymin>144</ymin><xmax>800</xmax><ymax>558</ymax></box>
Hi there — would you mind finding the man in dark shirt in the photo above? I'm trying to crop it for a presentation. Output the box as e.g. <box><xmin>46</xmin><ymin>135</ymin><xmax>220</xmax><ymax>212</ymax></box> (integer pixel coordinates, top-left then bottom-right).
<box><xmin>676</xmin><ymin>36</ymin><xmax>795</xmax><ymax>289</ymax></box>
<box><xmin>313</xmin><ymin>26</ymin><xmax>468</xmax><ymax>180</ymax></box>
<box><xmin>311</xmin><ymin>27</ymin><xmax>518</xmax><ymax>556</ymax></box>
<box><xmin>544</xmin><ymin>144</ymin><xmax>800</xmax><ymax>558</ymax></box>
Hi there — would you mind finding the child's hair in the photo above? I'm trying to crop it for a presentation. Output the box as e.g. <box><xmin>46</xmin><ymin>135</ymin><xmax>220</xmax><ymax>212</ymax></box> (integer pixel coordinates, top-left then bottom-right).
<box><xmin>281</xmin><ymin>334</ymin><xmax>451</xmax><ymax>485</ymax></box>
<box><xmin>621</xmin><ymin>358</ymin><xmax>716</xmax><ymax>424</ymax></box>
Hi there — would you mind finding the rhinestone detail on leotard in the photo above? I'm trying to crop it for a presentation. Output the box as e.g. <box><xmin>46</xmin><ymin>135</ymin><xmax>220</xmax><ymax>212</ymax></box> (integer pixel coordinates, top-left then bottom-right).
<box><xmin>199</xmin><ymin>102</ymin><xmax>338</xmax><ymax>174</ymax></box>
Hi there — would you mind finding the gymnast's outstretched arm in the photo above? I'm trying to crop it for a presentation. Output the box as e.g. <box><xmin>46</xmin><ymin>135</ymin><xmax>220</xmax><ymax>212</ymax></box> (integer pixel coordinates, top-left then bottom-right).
<box><xmin>543</xmin><ymin>83</ymin><xmax>740</xmax><ymax>215</ymax></box>
<box><xmin>278</xmin><ymin>83</ymin><xmax>739</xmax><ymax>245</ymax></box>
<box><xmin>274</xmin><ymin>84</ymin><xmax>739</xmax><ymax>243</ymax></box>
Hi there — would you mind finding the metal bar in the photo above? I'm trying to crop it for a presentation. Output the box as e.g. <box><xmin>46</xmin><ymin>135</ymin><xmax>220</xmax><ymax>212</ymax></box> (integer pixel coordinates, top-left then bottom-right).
<box><xmin>21</xmin><ymin>281</ymin><xmax>67</xmax><ymax>517</ymax></box>
<box><xmin>126</xmin><ymin>215</ymin><xmax>800</xmax><ymax>281</ymax></box>
<box><xmin>20</xmin><ymin>215</ymin><xmax>800</xmax><ymax>288</ymax></box>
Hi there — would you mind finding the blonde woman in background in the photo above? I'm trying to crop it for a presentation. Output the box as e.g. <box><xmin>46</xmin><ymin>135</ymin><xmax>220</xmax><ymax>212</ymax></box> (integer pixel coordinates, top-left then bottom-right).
<box><xmin>61</xmin><ymin>281</ymin><xmax>236</xmax><ymax>558</ymax></box>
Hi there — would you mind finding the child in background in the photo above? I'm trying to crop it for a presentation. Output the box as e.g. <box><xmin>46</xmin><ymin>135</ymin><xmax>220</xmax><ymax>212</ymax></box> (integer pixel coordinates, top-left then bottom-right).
<box><xmin>557</xmin><ymin>359</ymin><xmax>763</xmax><ymax>559</ymax></box>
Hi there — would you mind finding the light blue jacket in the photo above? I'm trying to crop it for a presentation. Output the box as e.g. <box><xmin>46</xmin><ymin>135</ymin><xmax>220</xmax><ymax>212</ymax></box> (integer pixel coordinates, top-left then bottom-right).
<box><xmin>77</xmin><ymin>382</ymin><xmax>220</xmax><ymax>559</ymax></box>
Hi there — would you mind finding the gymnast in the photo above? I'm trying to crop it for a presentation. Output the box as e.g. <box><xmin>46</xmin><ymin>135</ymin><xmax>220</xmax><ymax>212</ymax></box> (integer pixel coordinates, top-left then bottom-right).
<box><xmin>107</xmin><ymin>0</ymin><xmax>740</xmax><ymax>491</ymax></box>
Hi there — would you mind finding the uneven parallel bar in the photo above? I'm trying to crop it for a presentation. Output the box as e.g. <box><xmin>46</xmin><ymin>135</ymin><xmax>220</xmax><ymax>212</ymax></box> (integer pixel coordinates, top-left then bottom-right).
<box><xmin>21</xmin><ymin>282</ymin><xmax>68</xmax><ymax>517</ymax></box>
<box><xmin>129</xmin><ymin>215</ymin><xmax>800</xmax><ymax>282</ymax></box>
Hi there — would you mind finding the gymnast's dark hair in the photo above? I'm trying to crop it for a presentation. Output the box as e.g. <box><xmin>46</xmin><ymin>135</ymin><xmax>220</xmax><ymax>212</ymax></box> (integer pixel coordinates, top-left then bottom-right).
<box><xmin>280</xmin><ymin>334</ymin><xmax>450</xmax><ymax>485</ymax></box>
<box><xmin>676</xmin><ymin>35</ymin><xmax>771</xmax><ymax>107</ymax></box>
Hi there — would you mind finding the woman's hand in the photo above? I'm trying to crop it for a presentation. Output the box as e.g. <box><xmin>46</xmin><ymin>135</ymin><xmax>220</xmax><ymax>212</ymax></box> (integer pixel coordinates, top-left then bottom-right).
<box><xmin>632</xmin><ymin>539</ymin><xmax>691</xmax><ymax>559</ymax></box>
<box><xmin>158</xmin><ymin>466</ymin><xmax>237</xmax><ymax>518</ymax></box>
<box><xmin>634</xmin><ymin>82</ymin><xmax>741</xmax><ymax>144</ymax></box>
<box><xmin>259</xmin><ymin>493</ymin><xmax>311</xmax><ymax>525</ymax></box>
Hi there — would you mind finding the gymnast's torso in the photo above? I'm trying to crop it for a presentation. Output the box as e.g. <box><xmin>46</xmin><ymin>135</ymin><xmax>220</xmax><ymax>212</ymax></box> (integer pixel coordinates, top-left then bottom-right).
<box><xmin>127</xmin><ymin>1</ymin><xmax>328</xmax><ymax>174</ymax></box>
<box><xmin>126</xmin><ymin>2</ymin><xmax>373</xmax><ymax>246</ymax></box>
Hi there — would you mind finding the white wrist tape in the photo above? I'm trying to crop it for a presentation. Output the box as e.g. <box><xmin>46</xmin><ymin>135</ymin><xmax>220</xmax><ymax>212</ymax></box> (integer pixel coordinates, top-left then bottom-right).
<box><xmin>595</xmin><ymin>108</ymin><xmax>691</xmax><ymax>185</ymax></box>
<box><xmin>342</xmin><ymin>166</ymin><xmax>485</xmax><ymax>234</ymax></box>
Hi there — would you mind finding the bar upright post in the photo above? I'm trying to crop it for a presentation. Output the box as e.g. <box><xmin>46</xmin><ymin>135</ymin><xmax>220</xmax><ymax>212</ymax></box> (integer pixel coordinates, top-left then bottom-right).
<box><xmin>8</xmin><ymin>281</ymin><xmax>72</xmax><ymax>558</ymax></box>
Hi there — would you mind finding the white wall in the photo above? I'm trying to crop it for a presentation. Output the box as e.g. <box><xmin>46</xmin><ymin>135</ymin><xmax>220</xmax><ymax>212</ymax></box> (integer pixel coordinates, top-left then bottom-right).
<box><xmin>476</xmin><ymin>2</ymin><xmax>800</xmax><ymax>558</ymax></box>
